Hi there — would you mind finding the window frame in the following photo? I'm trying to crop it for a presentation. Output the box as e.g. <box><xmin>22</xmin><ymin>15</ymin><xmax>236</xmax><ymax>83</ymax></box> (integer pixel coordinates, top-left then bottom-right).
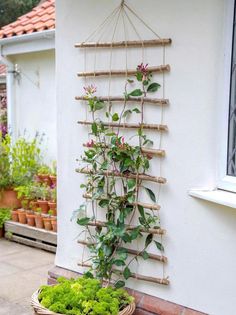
<box><xmin>218</xmin><ymin>0</ymin><xmax>236</xmax><ymax>192</ymax></box>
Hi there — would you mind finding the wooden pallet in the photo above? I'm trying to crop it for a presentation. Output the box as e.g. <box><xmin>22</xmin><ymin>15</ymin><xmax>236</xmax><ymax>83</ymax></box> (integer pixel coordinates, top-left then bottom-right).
<box><xmin>4</xmin><ymin>221</ymin><xmax>57</xmax><ymax>253</ymax></box>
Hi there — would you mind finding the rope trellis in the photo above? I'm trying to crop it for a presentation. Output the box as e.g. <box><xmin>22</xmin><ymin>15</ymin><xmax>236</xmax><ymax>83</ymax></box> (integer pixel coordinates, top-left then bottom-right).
<box><xmin>75</xmin><ymin>0</ymin><xmax>171</xmax><ymax>287</ymax></box>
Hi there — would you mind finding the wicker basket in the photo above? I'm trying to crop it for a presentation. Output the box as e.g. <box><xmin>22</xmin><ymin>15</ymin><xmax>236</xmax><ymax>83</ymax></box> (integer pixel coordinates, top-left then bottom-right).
<box><xmin>31</xmin><ymin>290</ymin><xmax>136</xmax><ymax>315</ymax></box>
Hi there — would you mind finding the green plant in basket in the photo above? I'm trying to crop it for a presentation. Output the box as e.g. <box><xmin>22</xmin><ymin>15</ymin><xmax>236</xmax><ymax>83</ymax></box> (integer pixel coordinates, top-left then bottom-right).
<box><xmin>0</xmin><ymin>208</ymin><xmax>11</xmax><ymax>228</ymax></box>
<box><xmin>38</xmin><ymin>275</ymin><xmax>134</xmax><ymax>315</ymax></box>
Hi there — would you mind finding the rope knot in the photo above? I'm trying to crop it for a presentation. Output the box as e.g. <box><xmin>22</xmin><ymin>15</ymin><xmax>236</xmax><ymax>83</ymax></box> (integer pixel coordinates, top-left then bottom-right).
<box><xmin>121</xmin><ymin>0</ymin><xmax>125</xmax><ymax>6</ymax></box>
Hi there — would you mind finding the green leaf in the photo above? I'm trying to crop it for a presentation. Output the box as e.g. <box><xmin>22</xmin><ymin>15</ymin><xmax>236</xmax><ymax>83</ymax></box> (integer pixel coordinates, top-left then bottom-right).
<box><xmin>112</xmin><ymin>113</ymin><xmax>119</xmax><ymax>121</ymax></box>
<box><xmin>115</xmin><ymin>280</ymin><xmax>125</xmax><ymax>288</ymax></box>
<box><xmin>129</xmin><ymin>89</ymin><xmax>143</xmax><ymax>97</ymax></box>
<box><xmin>114</xmin><ymin>259</ymin><xmax>126</xmax><ymax>266</ymax></box>
<box><xmin>127</xmin><ymin>78</ymin><xmax>134</xmax><ymax>83</ymax></box>
<box><xmin>127</xmin><ymin>179</ymin><xmax>136</xmax><ymax>191</ymax></box>
<box><xmin>124</xmin><ymin>266</ymin><xmax>132</xmax><ymax>279</ymax></box>
<box><xmin>117</xmin><ymin>248</ymin><xmax>128</xmax><ymax>260</ymax></box>
<box><xmin>144</xmin><ymin>187</ymin><xmax>156</xmax><ymax>202</ymax></box>
<box><xmin>145</xmin><ymin>234</ymin><xmax>153</xmax><ymax>247</ymax></box>
<box><xmin>94</xmin><ymin>101</ymin><xmax>105</xmax><ymax>111</ymax></box>
<box><xmin>142</xmin><ymin>251</ymin><xmax>149</xmax><ymax>260</ymax></box>
<box><xmin>77</xmin><ymin>217</ymin><xmax>90</xmax><ymax>226</ymax></box>
<box><xmin>132</xmin><ymin>108</ymin><xmax>141</xmax><ymax>113</ymax></box>
<box><xmin>147</xmin><ymin>82</ymin><xmax>161</xmax><ymax>93</ymax></box>
<box><xmin>136</xmin><ymin>72</ymin><xmax>143</xmax><ymax>81</ymax></box>
<box><xmin>100</xmin><ymin>160</ymin><xmax>108</xmax><ymax>170</ymax></box>
<box><xmin>154</xmin><ymin>240</ymin><xmax>164</xmax><ymax>251</ymax></box>
<box><xmin>98</xmin><ymin>199</ymin><xmax>109</xmax><ymax>208</ymax></box>
<box><xmin>123</xmin><ymin>109</ymin><xmax>132</xmax><ymax>118</ymax></box>
<box><xmin>83</xmin><ymin>271</ymin><xmax>94</xmax><ymax>278</ymax></box>
<box><xmin>138</xmin><ymin>205</ymin><xmax>145</xmax><ymax>218</ymax></box>
<box><xmin>130</xmin><ymin>227</ymin><xmax>141</xmax><ymax>240</ymax></box>
<box><xmin>91</xmin><ymin>122</ymin><xmax>98</xmax><ymax>135</ymax></box>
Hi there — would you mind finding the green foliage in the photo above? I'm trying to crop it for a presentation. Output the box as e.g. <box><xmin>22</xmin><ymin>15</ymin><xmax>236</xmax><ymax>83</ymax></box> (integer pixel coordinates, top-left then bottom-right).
<box><xmin>38</xmin><ymin>276</ymin><xmax>134</xmax><ymax>315</ymax></box>
<box><xmin>0</xmin><ymin>208</ymin><xmax>11</xmax><ymax>228</ymax></box>
<box><xmin>0</xmin><ymin>0</ymin><xmax>40</xmax><ymax>28</ymax></box>
<box><xmin>76</xmin><ymin>65</ymin><xmax>164</xmax><ymax>285</ymax></box>
<box><xmin>0</xmin><ymin>134</ymin><xmax>42</xmax><ymax>189</ymax></box>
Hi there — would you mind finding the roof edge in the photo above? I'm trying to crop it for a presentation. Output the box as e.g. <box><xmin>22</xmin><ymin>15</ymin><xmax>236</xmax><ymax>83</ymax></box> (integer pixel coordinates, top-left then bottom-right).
<box><xmin>0</xmin><ymin>29</ymin><xmax>55</xmax><ymax>46</ymax></box>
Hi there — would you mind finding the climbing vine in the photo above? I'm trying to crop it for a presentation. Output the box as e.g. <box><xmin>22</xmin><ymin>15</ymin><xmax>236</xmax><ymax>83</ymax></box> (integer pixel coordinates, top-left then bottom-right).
<box><xmin>76</xmin><ymin>64</ymin><xmax>164</xmax><ymax>288</ymax></box>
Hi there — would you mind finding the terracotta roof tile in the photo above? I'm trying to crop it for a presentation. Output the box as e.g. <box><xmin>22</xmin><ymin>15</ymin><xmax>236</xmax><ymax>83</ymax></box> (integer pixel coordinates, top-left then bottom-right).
<box><xmin>0</xmin><ymin>0</ymin><xmax>55</xmax><ymax>39</ymax></box>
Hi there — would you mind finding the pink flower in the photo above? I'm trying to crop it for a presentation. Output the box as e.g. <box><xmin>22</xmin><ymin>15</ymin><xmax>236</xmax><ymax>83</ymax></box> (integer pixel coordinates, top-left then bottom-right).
<box><xmin>137</xmin><ymin>63</ymin><xmax>148</xmax><ymax>75</ymax></box>
<box><xmin>83</xmin><ymin>84</ymin><xmax>97</xmax><ymax>96</ymax></box>
<box><xmin>137</xmin><ymin>63</ymin><xmax>149</xmax><ymax>81</ymax></box>
<box><xmin>86</xmin><ymin>139</ymin><xmax>95</xmax><ymax>147</ymax></box>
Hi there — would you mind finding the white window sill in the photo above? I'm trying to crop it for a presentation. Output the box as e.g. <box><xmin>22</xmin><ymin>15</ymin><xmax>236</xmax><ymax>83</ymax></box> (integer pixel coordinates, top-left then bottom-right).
<box><xmin>189</xmin><ymin>188</ymin><xmax>236</xmax><ymax>209</ymax></box>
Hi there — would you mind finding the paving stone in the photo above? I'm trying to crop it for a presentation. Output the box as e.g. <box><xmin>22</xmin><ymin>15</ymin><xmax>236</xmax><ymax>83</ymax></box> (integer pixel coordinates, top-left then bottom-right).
<box><xmin>0</xmin><ymin>239</ymin><xmax>55</xmax><ymax>314</ymax></box>
<box><xmin>0</xmin><ymin>261</ymin><xmax>23</xmax><ymax>277</ymax></box>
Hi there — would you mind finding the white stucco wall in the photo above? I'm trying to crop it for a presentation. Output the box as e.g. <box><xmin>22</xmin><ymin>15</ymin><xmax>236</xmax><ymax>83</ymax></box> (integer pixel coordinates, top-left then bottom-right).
<box><xmin>10</xmin><ymin>50</ymin><xmax>56</xmax><ymax>162</ymax></box>
<box><xmin>55</xmin><ymin>1</ymin><xmax>236</xmax><ymax>314</ymax></box>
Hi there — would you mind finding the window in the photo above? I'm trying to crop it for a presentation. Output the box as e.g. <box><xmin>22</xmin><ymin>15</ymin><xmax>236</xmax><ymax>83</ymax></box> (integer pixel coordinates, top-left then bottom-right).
<box><xmin>217</xmin><ymin>0</ymin><xmax>236</xmax><ymax>193</ymax></box>
<box><xmin>227</xmin><ymin>1</ymin><xmax>236</xmax><ymax>176</ymax></box>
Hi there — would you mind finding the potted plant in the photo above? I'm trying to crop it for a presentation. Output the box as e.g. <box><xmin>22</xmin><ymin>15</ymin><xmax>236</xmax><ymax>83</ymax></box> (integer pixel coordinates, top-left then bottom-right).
<box><xmin>0</xmin><ymin>208</ymin><xmax>11</xmax><ymax>237</ymax></box>
<box><xmin>14</xmin><ymin>184</ymin><xmax>31</xmax><ymax>209</ymax></box>
<box><xmin>18</xmin><ymin>199</ymin><xmax>28</xmax><ymax>224</ymax></box>
<box><xmin>48</xmin><ymin>187</ymin><xmax>57</xmax><ymax>216</ymax></box>
<box><xmin>32</xmin><ymin>276</ymin><xmax>135</xmax><ymax>315</ymax></box>
<box><xmin>26</xmin><ymin>210</ymin><xmax>36</xmax><ymax>227</ymax></box>
<box><xmin>37</xmin><ymin>185</ymin><xmax>49</xmax><ymax>214</ymax></box>
<box><xmin>35</xmin><ymin>207</ymin><xmax>44</xmax><ymax>229</ymax></box>
<box><xmin>51</xmin><ymin>216</ymin><xmax>57</xmax><ymax>233</ymax></box>
<box><xmin>11</xmin><ymin>208</ymin><xmax>19</xmax><ymax>222</ymax></box>
<box><xmin>0</xmin><ymin>134</ymin><xmax>20</xmax><ymax>208</ymax></box>
<box><xmin>37</xmin><ymin>165</ymin><xmax>51</xmax><ymax>185</ymax></box>
<box><xmin>43</xmin><ymin>210</ymin><xmax>53</xmax><ymax>231</ymax></box>
<box><xmin>0</xmin><ymin>134</ymin><xmax>42</xmax><ymax>208</ymax></box>
<box><xmin>49</xmin><ymin>161</ymin><xmax>57</xmax><ymax>186</ymax></box>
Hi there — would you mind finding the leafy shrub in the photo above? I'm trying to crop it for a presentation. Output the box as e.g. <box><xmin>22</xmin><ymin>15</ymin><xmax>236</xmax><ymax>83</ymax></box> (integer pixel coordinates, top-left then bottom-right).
<box><xmin>0</xmin><ymin>134</ymin><xmax>42</xmax><ymax>189</ymax></box>
<box><xmin>0</xmin><ymin>208</ymin><xmax>11</xmax><ymax>228</ymax></box>
<box><xmin>38</xmin><ymin>276</ymin><xmax>134</xmax><ymax>315</ymax></box>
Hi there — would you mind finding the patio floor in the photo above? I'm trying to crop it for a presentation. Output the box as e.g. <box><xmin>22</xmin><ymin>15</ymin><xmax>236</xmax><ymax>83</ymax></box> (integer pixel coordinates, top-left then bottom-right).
<box><xmin>0</xmin><ymin>239</ymin><xmax>55</xmax><ymax>315</ymax></box>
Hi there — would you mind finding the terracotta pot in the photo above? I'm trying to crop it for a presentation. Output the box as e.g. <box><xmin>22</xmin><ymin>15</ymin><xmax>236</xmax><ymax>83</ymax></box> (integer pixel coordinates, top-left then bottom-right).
<box><xmin>11</xmin><ymin>210</ymin><xmax>19</xmax><ymax>222</ymax></box>
<box><xmin>43</xmin><ymin>217</ymin><xmax>52</xmax><ymax>231</ymax></box>
<box><xmin>0</xmin><ymin>227</ymin><xmax>4</xmax><ymax>238</ymax></box>
<box><xmin>48</xmin><ymin>202</ymin><xmax>57</xmax><ymax>216</ymax></box>
<box><xmin>37</xmin><ymin>200</ymin><xmax>49</xmax><ymax>214</ymax></box>
<box><xmin>18</xmin><ymin>210</ymin><xmax>27</xmax><ymax>224</ymax></box>
<box><xmin>39</xmin><ymin>174</ymin><xmax>51</xmax><ymax>186</ymax></box>
<box><xmin>30</xmin><ymin>200</ymin><xmax>38</xmax><ymax>211</ymax></box>
<box><xmin>26</xmin><ymin>213</ymin><xmax>36</xmax><ymax>227</ymax></box>
<box><xmin>51</xmin><ymin>218</ymin><xmax>57</xmax><ymax>233</ymax></box>
<box><xmin>35</xmin><ymin>215</ymin><xmax>44</xmax><ymax>229</ymax></box>
<box><xmin>0</xmin><ymin>189</ymin><xmax>21</xmax><ymax>209</ymax></box>
<box><xmin>49</xmin><ymin>175</ymin><xmax>57</xmax><ymax>186</ymax></box>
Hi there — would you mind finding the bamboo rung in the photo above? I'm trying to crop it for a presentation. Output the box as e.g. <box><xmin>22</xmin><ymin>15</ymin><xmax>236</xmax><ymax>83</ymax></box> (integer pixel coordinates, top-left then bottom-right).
<box><xmin>75</xmin><ymin>39</ymin><xmax>172</xmax><ymax>48</ymax></box>
<box><xmin>75</xmin><ymin>96</ymin><xmax>169</xmax><ymax>105</ymax></box>
<box><xmin>83</xmin><ymin>142</ymin><xmax>165</xmax><ymax>158</ymax></box>
<box><xmin>78</xmin><ymin>262</ymin><xmax>169</xmax><ymax>285</ymax></box>
<box><xmin>83</xmin><ymin>193</ymin><xmax>160</xmax><ymax>210</ymax></box>
<box><xmin>77</xmin><ymin>240</ymin><xmax>167</xmax><ymax>263</ymax></box>
<box><xmin>76</xmin><ymin>168</ymin><xmax>167</xmax><ymax>184</ymax></box>
<box><xmin>84</xmin><ymin>220</ymin><xmax>166</xmax><ymax>235</ymax></box>
<box><xmin>77</xmin><ymin>120</ymin><xmax>168</xmax><ymax>132</ymax></box>
<box><xmin>77</xmin><ymin>65</ymin><xmax>170</xmax><ymax>77</ymax></box>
